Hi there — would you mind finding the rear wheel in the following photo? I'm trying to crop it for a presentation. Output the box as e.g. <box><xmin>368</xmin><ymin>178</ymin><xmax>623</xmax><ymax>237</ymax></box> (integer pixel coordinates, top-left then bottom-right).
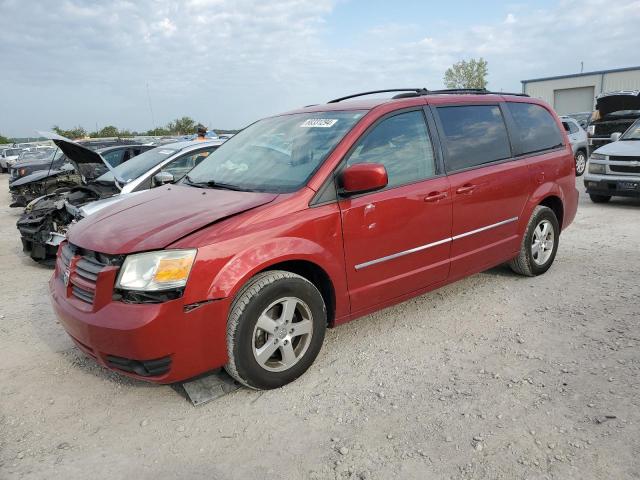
<box><xmin>574</xmin><ymin>150</ymin><xmax>587</xmax><ymax>176</ymax></box>
<box><xmin>509</xmin><ymin>206</ymin><xmax>560</xmax><ymax>277</ymax></box>
<box><xmin>225</xmin><ymin>271</ymin><xmax>326</xmax><ymax>390</ymax></box>
<box><xmin>589</xmin><ymin>194</ymin><xmax>611</xmax><ymax>203</ymax></box>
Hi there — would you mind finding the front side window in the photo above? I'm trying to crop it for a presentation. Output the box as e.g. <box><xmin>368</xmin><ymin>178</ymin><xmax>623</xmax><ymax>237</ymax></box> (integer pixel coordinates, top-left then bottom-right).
<box><xmin>507</xmin><ymin>102</ymin><xmax>563</xmax><ymax>155</ymax></box>
<box><xmin>344</xmin><ymin>110</ymin><xmax>436</xmax><ymax>189</ymax></box>
<box><xmin>437</xmin><ymin>105</ymin><xmax>511</xmax><ymax>171</ymax></box>
<box><xmin>158</xmin><ymin>147</ymin><xmax>217</xmax><ymax>183</ymax></box>
<box><xmin>185</xmin><ymin>111</ymin><xmax>366</xmax><ymax>193</ymax></box>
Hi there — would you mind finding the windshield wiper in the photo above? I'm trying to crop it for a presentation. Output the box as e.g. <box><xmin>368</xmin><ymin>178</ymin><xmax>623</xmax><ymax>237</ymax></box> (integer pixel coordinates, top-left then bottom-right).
<box><xmin>184</xmin><ymin>175</ymin><xmax>251</xmax><ymax>191</ymax></box>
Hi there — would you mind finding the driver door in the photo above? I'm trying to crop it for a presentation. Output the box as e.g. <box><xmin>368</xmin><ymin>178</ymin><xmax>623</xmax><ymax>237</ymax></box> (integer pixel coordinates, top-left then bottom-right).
<box><xmin>338</xmin><ymin>109</ymin><xmax>452</xmax><ymax>313</ymax></box>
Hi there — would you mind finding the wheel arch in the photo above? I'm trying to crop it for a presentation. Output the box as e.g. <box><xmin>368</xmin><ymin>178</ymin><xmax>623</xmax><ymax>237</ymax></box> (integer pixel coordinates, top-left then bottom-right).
<box><xmin>538</xmin><ymin>195</ymin><xmax>564</xmax><ymax>230</ymax></box>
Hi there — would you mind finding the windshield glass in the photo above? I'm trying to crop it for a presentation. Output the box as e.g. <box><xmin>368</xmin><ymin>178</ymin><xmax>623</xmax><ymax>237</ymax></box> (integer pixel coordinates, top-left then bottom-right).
<box><xmin>97</xmin><ymin>146</ymin><xmax>179</xmax><ymax>183</ymax></box>
<box><xmin>184</xmin><ymin>111</ymin><xmax>366</xmax><ymax>193</ymax></box>
<box><xmin>621</xmin><ymin>119</ymin><xmax>640</xmax><ymax>140</ymax></box>
<box><xmin>6</xmin><ymin>149</ymin><xmax>21</xmax><ymax>156</ymax></box>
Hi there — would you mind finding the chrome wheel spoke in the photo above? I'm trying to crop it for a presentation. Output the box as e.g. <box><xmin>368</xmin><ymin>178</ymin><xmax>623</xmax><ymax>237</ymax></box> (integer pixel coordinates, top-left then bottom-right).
<box><xmin>291</xmin><ymin>319</ymin><xmax>312</xmax><ymax>337</ymax></box>
<box><xmin>280</xmin><ymin>342</ymin><xmax>297</xmax><ymax>367</ymax></box>
<box><xmin>280</xmin><ymin>299</ymin><xmax>298</xmax><ymax>323</ymax></box>
<box><xmin>256</xmin><ymin>314</ymin><xmax>278</xmax><ymax>334</ymax></box>
<box><xmin>255</xmin><ymin>340</ymin><xmax>279</xmax><ymax>366</ymax></box>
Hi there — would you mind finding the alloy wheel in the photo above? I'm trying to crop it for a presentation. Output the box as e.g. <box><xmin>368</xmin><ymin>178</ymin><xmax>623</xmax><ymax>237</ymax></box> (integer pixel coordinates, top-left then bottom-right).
<box><xmin>531</xmin><ymin>219</ymin><xmax>555</xmax><ymax>266</ymax></box>
<box><xmin>252</xmin><ymin>297</ymin><xmax>314</xmax><ymax>372</ymax></box>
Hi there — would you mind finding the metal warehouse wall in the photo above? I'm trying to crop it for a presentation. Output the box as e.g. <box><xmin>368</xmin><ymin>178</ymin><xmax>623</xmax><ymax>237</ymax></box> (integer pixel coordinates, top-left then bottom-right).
<box><xmin>522</xmin><ymin>68</ymin><xmax>640</xmax><ymax>115</ymax></box>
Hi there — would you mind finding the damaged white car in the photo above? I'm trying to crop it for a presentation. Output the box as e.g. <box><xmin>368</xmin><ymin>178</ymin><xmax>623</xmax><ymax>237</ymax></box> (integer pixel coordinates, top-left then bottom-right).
<box><xmin>17</xmin><ymin>138</ymin><xmax>223</xmax><ymax>265</ymax></box>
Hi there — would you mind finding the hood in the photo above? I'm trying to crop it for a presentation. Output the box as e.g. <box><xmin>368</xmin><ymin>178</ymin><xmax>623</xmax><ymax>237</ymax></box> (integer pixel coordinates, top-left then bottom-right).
<box><xmin>67</xmin><ymin>185</ymin><xmax>278</xmax><ymax>254</ymax></box>
<box><xmin>595</xmin><ymin>91</ymin><xmax>640</xmax><ymax>117</ymax></box>
<box><xmin>53</xmin><ymin>139</ymin><xmax>113</xmax><ymax>183</ymax></box>
<box><xmin>593</xmin><ymin>139</ymin><xmax>640</xmax><ymax>157</ymax></box>
<box><xmin>77</xmin><ymin>191</ymin><xmax>145</xmax><ymax>218</ymax></box>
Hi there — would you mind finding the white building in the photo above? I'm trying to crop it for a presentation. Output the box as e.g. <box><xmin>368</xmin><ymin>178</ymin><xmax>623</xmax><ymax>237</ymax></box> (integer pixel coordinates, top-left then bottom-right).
<box><xmin>521</xmin><ymin>66</ymin><xmax>640</xmax><ymax>115</ymax></box>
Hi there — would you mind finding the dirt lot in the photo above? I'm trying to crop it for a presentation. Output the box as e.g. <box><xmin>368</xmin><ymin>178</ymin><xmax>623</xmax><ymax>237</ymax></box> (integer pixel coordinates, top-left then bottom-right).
<box><xmin>0</xmin><ymin>174</ymin><xmax>638</xmax><ymax>480</ymax></box>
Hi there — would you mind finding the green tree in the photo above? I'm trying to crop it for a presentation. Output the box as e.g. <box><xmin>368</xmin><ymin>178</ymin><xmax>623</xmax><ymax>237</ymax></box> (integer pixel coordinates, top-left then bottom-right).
<box><xmin>443</xmin><ymin>58</ymin><xmax>488</xmax><ymax>89</ymax></box>
<box><xmin>52</xmin><ymin>125</ymin><xmax>87</xmax><ymax>139</ymax></box>
<box><xmin>146</xmin><ymin>126</ymin><xmax>171</xmax><ymax>136</ymax></box>
<box><xmin>0</xmin><ymin>134</ymin><xmax>10</xmax><ymax>144</ymax></box>
<box><xmin>168</xmin><ymin>116</ymin><xmax>198</xmax><ymax>135</ymax></box>
<box><xmin>98</xmin><ymin>125</ymin><xmax>119</xmax><ymax>137</ymax></box>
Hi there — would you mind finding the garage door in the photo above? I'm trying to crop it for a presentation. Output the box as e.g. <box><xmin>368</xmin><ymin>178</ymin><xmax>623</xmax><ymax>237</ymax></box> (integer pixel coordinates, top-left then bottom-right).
<box><xmin>553</xmin><ymin>86</ymin><xmax>595</xmax><ymax>115</ymax></box>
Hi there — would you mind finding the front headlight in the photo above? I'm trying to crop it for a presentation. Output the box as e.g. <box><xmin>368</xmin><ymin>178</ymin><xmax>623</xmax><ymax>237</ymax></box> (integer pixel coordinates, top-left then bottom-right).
<box><xmin>588</xmin><ymin>163</ymin><xmax>606</xmax><ymax>174</ymax></box>
<box><xmin>590</xmin><ymin>153</ymin><xmax>606</xmax><ymax>161</ymax></box>
<box><xmin>116</xmin><ymin>249</ymin><xmax>197</xmax><ymax>291</ymax></box>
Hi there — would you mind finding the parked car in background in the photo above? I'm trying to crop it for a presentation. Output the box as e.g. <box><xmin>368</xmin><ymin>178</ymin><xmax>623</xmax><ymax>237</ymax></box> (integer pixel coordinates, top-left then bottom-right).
<box><xmin>18</xmin><ymin>139</ymin><xmax>223</xmax><ymax>264</ymax></box>
<box><xmin>1</xmin><ymin>147</ymin><xmax>22</xmax><ymax>172</ymax></box>
<box><xmin>49</xmin><ymin>89</ymin><xmax>577</xmax><ymax>389</ymax></box>
<box><xmin>9</xmin><ymin>143</ymin><xmax>152</xmax><ymax>207</ymax></box>
<box><xmin>588</xmin><ymin>90</ymin><xmax>640</xmax><ymax>153</ymax></box>
<box><xmin>9</xmin><ymin>149</ymin><xmax>66</xmax><ymax>181</ymax></box>
<box><xmin>565</xmin><ymin>112</ymin><xmax>591</xmax><ymax>130</ymax></box>
<box><xmin>584</xmin><ymin>117</ymin><xmax>640</xmax><ymax>203</ymax></box>
<box><xmin>560</xmin><ymin>116</ymin><xmax>588</xmax><ymax>176</ymax></box>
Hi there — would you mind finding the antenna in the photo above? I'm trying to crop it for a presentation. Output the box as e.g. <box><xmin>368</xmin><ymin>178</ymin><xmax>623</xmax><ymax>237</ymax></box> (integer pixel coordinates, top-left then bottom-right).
<box><xmin>146</xmin><ymin>82</ymin><xmax>156</xmax><ymax>129</ymax></box>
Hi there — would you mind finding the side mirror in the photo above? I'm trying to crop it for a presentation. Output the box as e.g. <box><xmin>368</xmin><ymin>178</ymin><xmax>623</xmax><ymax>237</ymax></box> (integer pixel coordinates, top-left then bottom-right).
<box><xmin>339</xmin><ymin>163</ymin><xmax>388</xmax><ymax>196</ymax></box>
<box><xmin>153</xmin><ymin>171</ymin><xmax>174</xmax><ymax>185</ymax></box>
<box><xmin>610</xmin><ymin>132</ymin><xmax>622</xmax><ymax>142</ymax></box>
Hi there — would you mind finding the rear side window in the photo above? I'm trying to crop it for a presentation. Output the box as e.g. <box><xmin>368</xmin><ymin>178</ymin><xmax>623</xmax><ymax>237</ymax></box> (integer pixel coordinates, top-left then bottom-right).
<box><xmin>345</xmin><ymin>110</ymin><xmax>437</xmax><ymax>189</ymax></box>
<box><xmin>507</xmin><ymin>102</ymin><xmax>563</xmax><ymax>155</ymax></box>
<box><xmin>436</xmin><ymin>105</ymin><xmax>511</xmax><ymax>171</ymax></box>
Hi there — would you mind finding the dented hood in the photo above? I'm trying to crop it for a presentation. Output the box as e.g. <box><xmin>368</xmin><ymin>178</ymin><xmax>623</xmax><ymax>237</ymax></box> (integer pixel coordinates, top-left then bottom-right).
<box><xmin>595</xmin><ymin>91</ymin><xmax>640</xmax><ymax>117</ymax></box>
<box><xmin>67</xmin><ymin>185</ymin><xmax>278</xmax><ymax>254</ymax></box>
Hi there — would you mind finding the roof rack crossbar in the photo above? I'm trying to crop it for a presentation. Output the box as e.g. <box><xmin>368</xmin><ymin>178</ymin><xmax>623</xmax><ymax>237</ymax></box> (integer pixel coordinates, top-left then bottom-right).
<box><xmin>328</xmin><ymin>89</ymin><xmax>428</xmax><ymax>103</ymax></box>
<box><xmin>327</xmin><ymin>88</ymin><xmax>529</xmax><ymax>104</ymax></box>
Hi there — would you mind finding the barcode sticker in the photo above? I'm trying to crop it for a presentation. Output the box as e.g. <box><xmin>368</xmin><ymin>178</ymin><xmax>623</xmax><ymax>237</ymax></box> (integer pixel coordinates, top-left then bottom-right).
<box><xmin>300</xmin><ymin>119</ymin><xmax>338</xmax><ymax>128</ymax></box>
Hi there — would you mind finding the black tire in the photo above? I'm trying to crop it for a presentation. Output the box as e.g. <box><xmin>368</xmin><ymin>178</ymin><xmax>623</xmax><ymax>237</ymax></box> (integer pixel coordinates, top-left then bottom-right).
<box><xmin>574</xmin><ymin>150</ymin><xmax>587</xmax><ymax>176</ymax></box>
<box><xmin>509</xmin><ymin>206</ymin><xmax>560</xmax><ymax>277</ymax></box>
<box><xmin>224</xmin><ymin>270</ymin><xmax>326</xmax><ymax>390</ymax></box>
<box><xmin>589</xmin><ymin>194</ymin><xmax>611</xmax><ymax>203</ymax></box>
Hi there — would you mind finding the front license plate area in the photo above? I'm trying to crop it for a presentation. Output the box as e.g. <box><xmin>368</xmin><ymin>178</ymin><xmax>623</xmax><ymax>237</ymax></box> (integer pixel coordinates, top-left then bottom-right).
<box><xmin>618</xmin><ymin>181</ymin><xmax>639</xmax><ymax>191</ymax></box>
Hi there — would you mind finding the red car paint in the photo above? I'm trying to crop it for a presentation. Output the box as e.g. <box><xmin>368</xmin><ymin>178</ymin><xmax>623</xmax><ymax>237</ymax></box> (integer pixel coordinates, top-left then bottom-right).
<box><xmin>50</xmin><ymin>94</ymin><xmax>578</xmax><ymax>383</ymax></box>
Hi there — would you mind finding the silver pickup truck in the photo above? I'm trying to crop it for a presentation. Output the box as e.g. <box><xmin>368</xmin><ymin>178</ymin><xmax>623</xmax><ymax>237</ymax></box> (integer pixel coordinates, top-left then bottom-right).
<box><xmin>584</xmin><ymin>117</ymin><xmax>640</xmax><ymax>203</ymax></box>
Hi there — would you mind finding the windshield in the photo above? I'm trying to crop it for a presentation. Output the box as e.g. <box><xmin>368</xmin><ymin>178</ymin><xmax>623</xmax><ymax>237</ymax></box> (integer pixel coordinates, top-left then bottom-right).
<box><xmin>184</xmin><ymin>111</ymin><xmax>366</xmax><ymax>193</ymax></box>
<box><xmin>97</xmin><ymin>146</ymin><xmax>179</xmax><ymax>183</ymax></box>
<box><xmin>621</xmin><ymin>119</ymin><xmax>640</xmax><ymax>140</ymax></box>
<box><xmin>6</xmin><ymin>149</ymin><xmax>21</xmax><ymax>156</ymax></box>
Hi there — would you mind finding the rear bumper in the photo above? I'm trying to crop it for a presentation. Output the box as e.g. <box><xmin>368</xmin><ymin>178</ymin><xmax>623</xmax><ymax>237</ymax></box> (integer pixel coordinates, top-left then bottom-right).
<box><xmin>584</xmin><ymin>174</ymin><xmax>640</xmax><ymax>198</ymax></box>
<box><xmin>49</xmin><ymin>270</ymin><xmax>231</xmax><ymax>384</ymax></box>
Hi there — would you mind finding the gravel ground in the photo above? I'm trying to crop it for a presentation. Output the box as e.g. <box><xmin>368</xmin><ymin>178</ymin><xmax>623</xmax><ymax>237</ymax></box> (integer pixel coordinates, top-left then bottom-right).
<box><xmin>0</xmin><ymin>174</ymin><xmax>639</xmax><ymax>480</ymax></box>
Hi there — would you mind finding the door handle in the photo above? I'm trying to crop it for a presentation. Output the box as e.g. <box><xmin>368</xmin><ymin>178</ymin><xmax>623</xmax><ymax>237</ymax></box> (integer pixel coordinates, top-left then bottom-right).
<box><xmin>424</xmin><ymin>191</ymin><xmax>447</xmax><ymax>202</ymax></box>
<box><xmin>456</xmin><ymin>184</ymin><xmax>476</xmax><ymax>194</ymax></box>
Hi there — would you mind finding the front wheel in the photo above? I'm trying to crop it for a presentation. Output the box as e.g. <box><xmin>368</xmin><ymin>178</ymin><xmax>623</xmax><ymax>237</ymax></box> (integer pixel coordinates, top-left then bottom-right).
<box><xmin>575</xmin><ymin>150</ymin><xmax>587</xmax><ymax>176</ymax></box>
<box><xmin>225</xmin><ymin>271</ymin><xmax>326</xmax><ymax>390</ymax></box>
<box><xmin>589</xmin><ymin>194</ymin><xmax>611</xmax><ymax>203</ymax></box>
<box><xmin>509</xmin><ymin>206</ymin><xmax>560</xmax><ymax>277</ymax></box>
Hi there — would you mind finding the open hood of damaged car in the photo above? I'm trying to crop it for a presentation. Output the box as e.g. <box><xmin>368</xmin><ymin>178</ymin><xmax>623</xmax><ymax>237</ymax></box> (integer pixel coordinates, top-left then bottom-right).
<box><xmin>52</xmin><ymin>139</ymin><xmax>115</xmax><ymax>184</ymax></box>
<box><xmin>595</xmin><ymin>90</ymin><xmax>640</xmax><ymax>117</ymax></box>
<box><xmin>67</xmin><ymin>185</ymin><xmax>278</xmax><ymax>254</ymax></box>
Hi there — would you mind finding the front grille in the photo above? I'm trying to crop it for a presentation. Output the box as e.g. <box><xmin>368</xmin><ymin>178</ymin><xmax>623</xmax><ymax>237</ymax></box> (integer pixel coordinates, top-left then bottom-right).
<box><xmin>610</xmin><ymin>156</ymin><xmax>640</xmax><ymax>162</ymax></box>
<box><xmin>59</xmin><ymin>243</ymin><xmax>111</xmax><ymax>305</ymax></box>
<box><xmin>106</xmin><ymin>355</ymin><xmax>172</xmax><ymax>377</ymax></box>
<box><xmin>610</xmin><ymin>164</ymin><xmax>640</xmax><ymax>174</ymax></box>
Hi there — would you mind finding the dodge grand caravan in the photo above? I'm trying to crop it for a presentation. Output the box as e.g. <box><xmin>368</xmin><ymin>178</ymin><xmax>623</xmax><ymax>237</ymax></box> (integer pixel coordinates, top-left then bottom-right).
<box><xmin>50</xmin><ymin>89</ymin><xmax>578</xmax><ymax>390</ymax></box>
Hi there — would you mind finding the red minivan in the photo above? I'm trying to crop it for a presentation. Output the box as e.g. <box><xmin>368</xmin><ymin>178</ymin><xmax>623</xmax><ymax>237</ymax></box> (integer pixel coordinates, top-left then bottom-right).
<box><xmin>50</xmin><ymin>89</ymin><xmax>579</xmax><ymax>389</ymax></box>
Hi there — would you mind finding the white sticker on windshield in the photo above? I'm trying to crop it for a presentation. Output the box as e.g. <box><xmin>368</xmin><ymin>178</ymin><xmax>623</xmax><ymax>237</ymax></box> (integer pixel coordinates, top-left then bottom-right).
<box><xmin>159</xmin><ymin>150</ymin><xmax>175</xmax><ymax>154</ymax></box>
<box><xmin>300</xmin><ymin>119</ymin><xmax>338</xmax><ymax>128</ymax></box>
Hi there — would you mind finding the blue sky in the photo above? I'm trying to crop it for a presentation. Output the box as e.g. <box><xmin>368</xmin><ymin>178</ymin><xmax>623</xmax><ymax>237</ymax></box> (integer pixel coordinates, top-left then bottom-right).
<box><xmin>0</xmin><ymin>0</ymin><xmax>638</xmax><ymax>136</ymax></box>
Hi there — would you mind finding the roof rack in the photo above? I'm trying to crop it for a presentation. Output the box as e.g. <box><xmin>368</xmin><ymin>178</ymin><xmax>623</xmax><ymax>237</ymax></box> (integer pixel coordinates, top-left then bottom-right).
<box><xmin>327</xmin><ymin>88</ymin><xmax>528</xmax><ymax>103</ymax></box>
<box><xmin>328</xmin><ymin>89</ymin><xmax>428</xmax><ymax>103</ymax></box>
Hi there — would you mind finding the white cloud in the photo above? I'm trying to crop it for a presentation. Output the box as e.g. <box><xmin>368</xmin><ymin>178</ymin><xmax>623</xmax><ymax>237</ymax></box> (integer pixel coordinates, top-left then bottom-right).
<box><xmin>1</xmin><ymin>0</ymin><xmax>639</xmax><ymax>136</ymax></box>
